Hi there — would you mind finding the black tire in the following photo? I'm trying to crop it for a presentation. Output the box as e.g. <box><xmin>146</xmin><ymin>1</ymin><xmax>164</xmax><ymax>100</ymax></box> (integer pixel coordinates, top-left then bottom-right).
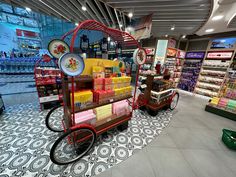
<box><xmin>169</xmin><ymin>92</ymin><xmax>179</xmax><ymax>110</ymax></box>
<box><xmin>45</xmin><ymin>105</ymin><xmax>64</xmax><ymax>132</ymax></box>
<box><xmin>147</xmin><ymin>107</ymin><xmax>158</xmax><ymax>116</ymax></box>
<box><xmin>50</xmin><ymin>126</ymin><xmax>96</xmax><ymax>165</ymax></box>
<box><xmin>117</xmin><ymin>122</ymin><xmax>129</xmax><ymax>131</ymax></box>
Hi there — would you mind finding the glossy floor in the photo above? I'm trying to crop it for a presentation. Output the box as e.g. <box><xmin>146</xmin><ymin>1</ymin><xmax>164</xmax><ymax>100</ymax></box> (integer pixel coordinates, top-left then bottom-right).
<box><xmin>97</xmin><ymin>94</ymin><xmax>236</xmax><ymax>177</ymax></box>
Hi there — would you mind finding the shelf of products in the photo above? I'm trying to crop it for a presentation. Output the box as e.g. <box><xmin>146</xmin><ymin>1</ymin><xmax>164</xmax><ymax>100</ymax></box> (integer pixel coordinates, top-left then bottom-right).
<box><xmin>178</xmin><ymin>59</ymin><xmax>203</xmax><ymax>92</ymax></box>
<box><xmin>195</xmin><ymin>51</ymin><xmax>233</xmax><ymax>97</ymax></box>
<box><xmin>205</xmin><ymin>53</ymin><xmax>236</xmax><ymax>120</ymax></box>
<box><xmin>34</xmin><ymin>60</ymin><xmax>62</xmax><ymax>110</ymax></box>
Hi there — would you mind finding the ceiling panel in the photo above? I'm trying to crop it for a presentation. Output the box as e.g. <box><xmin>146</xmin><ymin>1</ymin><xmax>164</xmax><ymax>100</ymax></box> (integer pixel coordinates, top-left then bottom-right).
<box><xmin>0</xmin><ymin>0</ymin><xmax>213</xmax><ymax>38</ymax></box>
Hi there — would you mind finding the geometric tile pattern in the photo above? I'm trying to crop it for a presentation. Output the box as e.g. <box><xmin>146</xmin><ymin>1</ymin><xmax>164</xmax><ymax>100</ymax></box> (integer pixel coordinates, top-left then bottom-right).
<box><xmin>0</xmin><ymin>103</ymin><xmax>173</xmax><ymax>177</ymax></box>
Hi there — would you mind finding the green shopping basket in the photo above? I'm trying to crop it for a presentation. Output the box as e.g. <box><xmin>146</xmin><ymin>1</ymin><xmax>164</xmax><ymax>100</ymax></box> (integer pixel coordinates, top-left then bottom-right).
<box><xmin>222</xmin><ymin>129</ymin><xmax>236</xmax><ymax>150</ymax></box>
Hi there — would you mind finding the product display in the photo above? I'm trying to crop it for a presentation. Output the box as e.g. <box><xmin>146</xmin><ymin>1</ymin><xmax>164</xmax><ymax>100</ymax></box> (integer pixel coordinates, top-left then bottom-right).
<box><xmin>34</xmin><ymin>58</ymin><xmax>62</xmax><ymax>110</ymax></box>
<box><xmin>195</xmin><ymin>51</ymin><xmax>233</xmax><ymax>97</ymax></box>
<box><xmin>205</xmin><ymin>53</ymin><xmax>236</xmax><ymax>120</ymax></box>
<box><xmin>178</xmin><ymin>52</ymin><xmax>204</xmax><ymax>92</ymax></box>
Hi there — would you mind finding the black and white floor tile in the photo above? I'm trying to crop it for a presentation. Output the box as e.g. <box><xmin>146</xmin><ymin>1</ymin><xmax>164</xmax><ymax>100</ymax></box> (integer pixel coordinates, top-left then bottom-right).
<box><xmin>0</xmin><ymin>103</ymin><xmax>173</xmax><ymax>177</ymax></box>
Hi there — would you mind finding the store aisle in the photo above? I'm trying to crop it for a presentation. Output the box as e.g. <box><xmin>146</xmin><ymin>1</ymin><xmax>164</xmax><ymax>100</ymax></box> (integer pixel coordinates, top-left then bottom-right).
<box><xmin>97</xmin><ymin>94</ymin><xmax>236</xmax><ymax>177</ymax></box>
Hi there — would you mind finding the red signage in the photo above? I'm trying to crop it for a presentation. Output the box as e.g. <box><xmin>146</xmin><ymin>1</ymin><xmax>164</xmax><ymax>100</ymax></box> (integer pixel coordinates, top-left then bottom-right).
<box><xmin>177</xmin><ymin>50</ymin><xmax>186</xmax><ymax>59</ymax></box>
<box><xmin>167</xmin><ymin>48</ymin><xmax>177</xmax><ymax>57</ymax></box>
<box><xmin>16</xmin><ymin>29</ymin><xmax>39</xmax><ymax>38</ymax></box>
<box><xmin>207</xmin><ymin>51</ymin><xmax>233</xmax><ymax>59</ymax></box>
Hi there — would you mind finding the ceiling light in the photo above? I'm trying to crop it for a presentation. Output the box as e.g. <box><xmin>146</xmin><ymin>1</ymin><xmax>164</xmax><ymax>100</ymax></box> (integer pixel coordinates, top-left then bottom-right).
<box><xmin>200</xmin><ymin>4</ymin><xmax>205</xmax><ymax>7</ymax></box>
<box><xmin>82</xmin><ymin>5</ymin><xmax>87</xmax><ymax>11</ymax></box>
<box><xmin>25</xmin><ymin>7</ymin><xmax>31</xmax><ymax>12</ymax></box>
<box><xmin>107</xmin><ymin>36</ymin><xmax>111</xmax><ymax>42</ymax></box>
<box><xmin>128</xmin><ymin>12</ymin><xmax>133</xmax><ymax>18</ymax></box>
<box><xmin>75</xmin><ymin>23</ymin><xmax>79</xmax><ymax>26</ymax></box>
<box><xmin>171</xmin><ymin>26</ymin><xmax>175</xmax><ymax>30</ymax></box>
<box><xmin>182</xmin><ymin>35</ymin><xmax>186</xmax><ymax>38</ymax></box>
<box><xmin>212</xmin><ymin>15</ymin><xmax>223</xmax><ymax>21</ymax></box>
<box><xmin>165</xmin><ymin>34</ymin><xmax>168</xmax><ymax>37</ymax></box>
<box><xmin>205</xmin><ymin>28</ymin><xmax>214</xmax><ymax>33</ymax></box>
<box><xmin>119</xmin><ymin>24</ymin><xmax>123</xmax><ymax>28</ymax></box>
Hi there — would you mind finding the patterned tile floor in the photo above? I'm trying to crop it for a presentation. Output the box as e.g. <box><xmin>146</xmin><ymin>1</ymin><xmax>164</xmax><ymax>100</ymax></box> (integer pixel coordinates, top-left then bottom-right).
<box><xmin>0</xmin><ymin>103</ymin><xmax>173</xmax><ymax>177</ymax></box>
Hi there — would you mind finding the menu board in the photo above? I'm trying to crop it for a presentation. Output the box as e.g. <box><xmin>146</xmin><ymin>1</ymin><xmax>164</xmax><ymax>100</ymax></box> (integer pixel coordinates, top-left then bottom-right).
<box><xmin>185</xmin><ymin>52</ymin><xmax>205</xmax><ymax>59</ymax></box>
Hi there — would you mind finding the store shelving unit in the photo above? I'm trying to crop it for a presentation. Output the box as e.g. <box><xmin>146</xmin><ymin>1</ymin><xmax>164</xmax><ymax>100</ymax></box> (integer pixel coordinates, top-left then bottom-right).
<box><xmin>205</xmin><ymin>54</ymin><xmax>236</xmax><ymax>120</ymax></box>
<box><xmin>34</xmin><ymin>57</ymin><xmax>62</xmax><ymax>110</ymax></box>
<box><xmin>164</xmin><ymin>48</ymin><xmax>177</xmax><ymax>78</ymax></box>
<box><xmin>195</xmin><ymin>51</ymin><xmax>233</xmax><ymax>97</ymax></box>
<box><xmin>178</xmin><ymin>51</ymin><xmax>205</xmax><ymax>92</ymax></box>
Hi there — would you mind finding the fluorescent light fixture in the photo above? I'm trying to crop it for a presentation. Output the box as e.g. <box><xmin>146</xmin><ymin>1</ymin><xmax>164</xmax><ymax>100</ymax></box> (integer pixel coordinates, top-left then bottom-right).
<box><xmin>212</xmin><ymin>15</ymin><xmax>223</xmax><ymax>21</ymax></box>
<box><xmin>107</xmin><ymin>36</ymin><xmax>111</xmax><ymax>42</ymax></box>
<box><xmin>82</xmin><ymin>5</ymin><xmax>87</xmax><ymax>11</ymax></box>
<box><xmin>25</xmin><ymin>7</ymin><xmax>31</xmax><ymax>12</ymax></box>
<box><xmin>205</xmin><ymin>28</ymin><xmax>214</xmax><ymax>33</ymax></box>
<box><xmin>75</xmin><ymin>23</ymin><xmax>79</xmax><ymax>26</ymax></box>
<box><xmin>165</xmin><ymin>34</ymin><xmax>168</xmax><ymax>37</ymax></box>
<box><xmin>182</xmin><ymin>35</ymin><xmax>186</xmax><ymax>38</ymax></box>
<box><xmin>128</xmin><ymin>12</ymin><xmax>133</xmax><ymax>18</ymax></box>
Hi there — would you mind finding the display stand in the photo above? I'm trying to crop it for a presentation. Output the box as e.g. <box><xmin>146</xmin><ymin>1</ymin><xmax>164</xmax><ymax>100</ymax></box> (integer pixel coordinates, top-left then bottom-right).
<box><xmin>46</xmin><ymin>20</ymin><xmax>146</xmax><ymax>165</ymax></box>
<box><xmin>34</xmin><ymin>56</ymin><xmax>62</xmax><ymax>110</ymax></box>
<box><xmin>205</xmin><ymin>53</ymin><xmax>236</xmax><ymax>120</ymax></box>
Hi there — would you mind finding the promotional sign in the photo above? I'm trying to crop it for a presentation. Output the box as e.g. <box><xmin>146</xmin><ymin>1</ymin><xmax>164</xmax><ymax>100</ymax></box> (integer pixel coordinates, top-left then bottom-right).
<box><xmin>59</xmin><ymin>53</ymin><xmax>85</xmax><ymax>76</ymax></box>
<box><xmin>207</xmin><ymin>51</ymin><xmax>233</xmax><ymax>59</ymax></box>
<box><xmin>16</xmin><ymin>29</ymin><xmax>39</xmax><ymax>38</ymax></box>
<box><xmin>211</xmin><ymin>38</ymin><xmax>236</xmax><ymax>49</ymax></box>
<box><xmin>167</xmin><ymin>48</ymin><xmax>177</xmax><ymax>57</ymax></box>
<box><xmin>48</xmin><ymin>39</ymin><xmax>70</xmax><ymax>59</ymax></box>
<box><xmin>145</xmin><ymin>48</ymin><xmax>155</xmax><ymax>55</ymax></box>
<box><xmin>168</xmin><ymin>39</ymin><xmax>176</xmax><ymax>48</ymax></box>
<box><xmin>155</xmin><ymin>39</ymin><xmax>168</xmax><ymax>65</ymax></box>
<box><xmin>133</xmin><ymin>48</ymin><xmax>147</xmax><ymax>65</ymax></box>
<box><xmin>177</xmin><ymin>50</ymin><xmax>186</xmax><ymax>59</ymax></box>
<box><xmin>131</xmin><ymin>14</ymin><xmax>153</xmax><ymax>40</ymax></box>
<box><xmin>185</xmin><ymin>52</ymin><xmax>205</xmax><ymax>59</ymax></box>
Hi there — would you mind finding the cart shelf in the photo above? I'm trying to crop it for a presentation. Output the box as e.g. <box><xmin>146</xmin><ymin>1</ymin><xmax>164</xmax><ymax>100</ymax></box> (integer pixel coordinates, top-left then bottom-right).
<box><xmin>68</xmin><ymin>95</ymin><xmax>133</xmax><ymax>114</ymax></box>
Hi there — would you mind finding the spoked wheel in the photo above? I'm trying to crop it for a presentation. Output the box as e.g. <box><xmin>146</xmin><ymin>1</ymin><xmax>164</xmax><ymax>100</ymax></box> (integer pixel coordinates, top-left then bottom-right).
<box><xmin>45</xmin><ymin>105</ymin><xmax>64</xmax><ymax>132</ymax></box>
<box><xmin>50</xmin><ymin>126</ymin><xmax>96</xmax><ymax>165</ymax></box>
<box><xmin>147</xmin><ymin>107</ymin><xmax>158</xmax><ymax>116</ymax></box>
<box><xmin>169</xmin><ymin>92</ymin><xmax>179</xmax><ymax>110</ymax></box>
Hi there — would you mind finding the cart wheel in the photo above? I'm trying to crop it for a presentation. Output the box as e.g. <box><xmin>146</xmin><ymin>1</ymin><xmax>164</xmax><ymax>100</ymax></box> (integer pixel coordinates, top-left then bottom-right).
<box><xmin>138</xmin><ymin>106</ymin><xmax>146</xmax><ymax>111</ymax></box>
<box><xmin>45</xmin><ymin>105</ymin><xmax>64</xmax><ymax>132</ymax></box>
<box><xmin>50</xmin><ymin>126</ymin><xmax>96</xmax><ymax>165</ymax></box>
<box><xmin>117</xmin><ymin>122</ymin><xmax>129</xmax><ymax>131</ymax></box>
<box><xmin>147</xmin><ymin>107</ymin><xmax>158</xmax><ymax>116</ymax></box>
<box><xmin>169</xmin><ymin>92</ymin><xmax>179</xmax><ymax>110</ymax></box>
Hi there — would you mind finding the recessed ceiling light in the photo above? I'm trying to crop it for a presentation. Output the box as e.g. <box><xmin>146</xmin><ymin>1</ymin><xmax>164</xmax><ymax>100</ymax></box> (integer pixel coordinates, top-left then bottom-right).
<box><xmin>75</xmin><ymin>23</ymin><xmax>79</xmax><ymax>26</ymax></box>
<box><xmin>107</xmin><ymin>36</ymin><xmax>111</xmax><ymax>41</ymax></box>
<box><xmin>171</xmin><ymin>26</ymin><xmax>175</xmax><ymax>30</ymax></box>
<box><xmin>119</xmin><ymin>24</ymin><xmax>123</xmax><ymax>27</ymax></box>
<box><xmin>200</xmin><ymin>4</ymin><xmax>205</xmax><ymax>7</ymax></box>
<box><xmin>25</xmin><ymin>7</ymin><xmax>31</xmax><ymax>12</ymax></box>
<box><xmin>182</xmin><ymin>35</ymin><xmax>186</xmax><ymax>38</ymax></box>
<box><xmin>165</xmin><ymin>34</ymin><xmax>168</xmax><ymax>37</ymax></box>
<box><xmin>128</xmin><ymin>12</ymin><xmax>133</xmax><ymax>18</ymax></box>
<box><xmin>82</xmin><ymin>5</ymin><xmax>87</xmax><ymax>11</ymax></box>
<box><xmin>205</xmin><ymin>28</ymin><xmax>214</xmax><ymax>33</ymax></box>
<box><xmin>212</xmin><ymin>15</ymin><xmax>223</xmax><ymax>21</ymax></box>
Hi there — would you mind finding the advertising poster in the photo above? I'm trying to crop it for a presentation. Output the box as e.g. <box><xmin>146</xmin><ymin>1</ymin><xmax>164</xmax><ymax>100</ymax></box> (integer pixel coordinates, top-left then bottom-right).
<box><xmin>185</xmin><ymin>52</ymin><xmax>205</xmax><ymax>59</ymax></box>
<box><xmin>167</xmin><ymin>48</ymin><xmax>177</xmax><ymax>57</ymax></box>
<box><xmin>211</xmin><ymin>38</ymin><xmax>236</xmax><ymax>49</ymax></box>
<box><xmin>154</xmin><ymin>39</ymin><xmax>168</xmax><ymax>65</ymax></box>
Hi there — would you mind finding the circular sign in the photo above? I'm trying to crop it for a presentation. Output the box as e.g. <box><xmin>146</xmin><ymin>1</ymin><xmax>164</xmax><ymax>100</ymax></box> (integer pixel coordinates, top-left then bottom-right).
<box><xmin>48</xmin><ymin>39</ymin><xmax>70</xmax><ymax>59</ymax></box>
<box><xmin>58</xmin><ymin>53</ymin><xmax>85</xmax><ymax>76</ymax></box>
<box><xmin>133</xmin><ymin>48</ymin><xmax>147</xmax><ymax>65</ymax></box>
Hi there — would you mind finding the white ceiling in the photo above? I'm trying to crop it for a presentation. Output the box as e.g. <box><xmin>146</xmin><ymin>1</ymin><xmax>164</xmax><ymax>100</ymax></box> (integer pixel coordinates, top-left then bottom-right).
<box><xmin>196</xmin><ymin>0</ymin><xmax>236</xmax><ymax>35</ymax></box>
